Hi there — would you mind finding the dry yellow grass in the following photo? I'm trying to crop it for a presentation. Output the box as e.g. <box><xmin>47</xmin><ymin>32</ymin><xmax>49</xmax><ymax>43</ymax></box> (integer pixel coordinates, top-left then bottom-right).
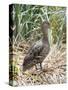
<box><xmin>9</xmin><ymin>42</ymin><xmax>66</xmax><ymax>86</ymax></box>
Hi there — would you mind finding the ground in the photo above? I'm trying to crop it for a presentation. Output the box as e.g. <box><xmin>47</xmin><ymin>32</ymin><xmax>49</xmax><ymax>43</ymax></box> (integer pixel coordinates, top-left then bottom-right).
<box><xmin>9</xmin><ymin>41</ymin><xmax>66</xmax><ymax>86</ymax></box>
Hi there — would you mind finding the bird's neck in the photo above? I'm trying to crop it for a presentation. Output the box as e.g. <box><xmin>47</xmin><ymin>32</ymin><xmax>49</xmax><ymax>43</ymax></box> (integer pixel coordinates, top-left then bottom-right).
<box><xmin>42</xmin><ymin>33</ymin><xmax>49</xmax><ymax>44</ymax></box>
<box><xmin>41</xmin><ymin>27</ymin><xmax>49</xmax><ymax>43</ymax></box>
<box><xmin>42</xmin><ymin>30</ymin><xmax>49</xmax><ymax>41</ymax></box>
<box><xmin>42</xmin><ymin>35</ymin><xmax>49</xmax><ymax>42</ymax></box>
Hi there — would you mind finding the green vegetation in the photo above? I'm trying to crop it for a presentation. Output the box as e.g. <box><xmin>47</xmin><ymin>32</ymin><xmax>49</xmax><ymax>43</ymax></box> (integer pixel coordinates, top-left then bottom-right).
<box><xmin>10</xmin><ymin>4</ymin><xmax>66</xmax><ymax>45</ymax></box>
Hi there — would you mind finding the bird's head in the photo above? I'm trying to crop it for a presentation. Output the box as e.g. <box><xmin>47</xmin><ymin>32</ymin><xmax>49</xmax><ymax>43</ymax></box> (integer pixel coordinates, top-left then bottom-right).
<box><xmin>41</xmin><ymin>21</ymin><xmax>50</xmax><ymax>29</ymax></box>
<box><xmin>41</xmin><ymin>21</ymin><xmax>50</xmax><ymax>35</ymax></box>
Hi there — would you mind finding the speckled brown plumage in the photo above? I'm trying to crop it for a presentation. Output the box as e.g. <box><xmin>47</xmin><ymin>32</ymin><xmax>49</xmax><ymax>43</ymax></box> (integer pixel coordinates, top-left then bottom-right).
<box><xmin>23</xmin><ymin>21</ymin><xmax>50</xmax><ymax>71</ymax></box>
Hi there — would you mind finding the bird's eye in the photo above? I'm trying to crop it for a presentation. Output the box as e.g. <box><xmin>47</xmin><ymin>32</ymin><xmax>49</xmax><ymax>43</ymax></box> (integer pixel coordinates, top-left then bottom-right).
<box><xmin>23</xmin><ymin>63</ymin><xmax>25</xmax><ymax>66</ymax></box>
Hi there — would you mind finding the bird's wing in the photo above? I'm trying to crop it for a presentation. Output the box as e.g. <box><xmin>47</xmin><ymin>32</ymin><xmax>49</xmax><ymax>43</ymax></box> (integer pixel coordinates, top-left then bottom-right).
<box><xmin>28</xmin><ymin>40</ymin><xmax>44</xmax><ymax>56</ymax></box>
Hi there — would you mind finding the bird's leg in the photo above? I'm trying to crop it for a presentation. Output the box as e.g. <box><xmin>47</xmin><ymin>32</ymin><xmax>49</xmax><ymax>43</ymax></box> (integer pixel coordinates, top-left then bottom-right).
<box><xmin>40</xmin><ymin>62</ymin><xmax>42</xmax><ymax>70</ymax></box>
<box><xmin>35</xmin><ymin>56</ymin><xmax>43</xmax><ymax>71</ymax></box>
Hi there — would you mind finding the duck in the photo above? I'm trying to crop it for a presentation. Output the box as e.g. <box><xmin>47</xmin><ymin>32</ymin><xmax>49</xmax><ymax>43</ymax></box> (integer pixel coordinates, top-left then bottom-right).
<box><xmin>23</xmin><ymin>21</ymin><xmax>50</xmax><ymax>71</ymax></box>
